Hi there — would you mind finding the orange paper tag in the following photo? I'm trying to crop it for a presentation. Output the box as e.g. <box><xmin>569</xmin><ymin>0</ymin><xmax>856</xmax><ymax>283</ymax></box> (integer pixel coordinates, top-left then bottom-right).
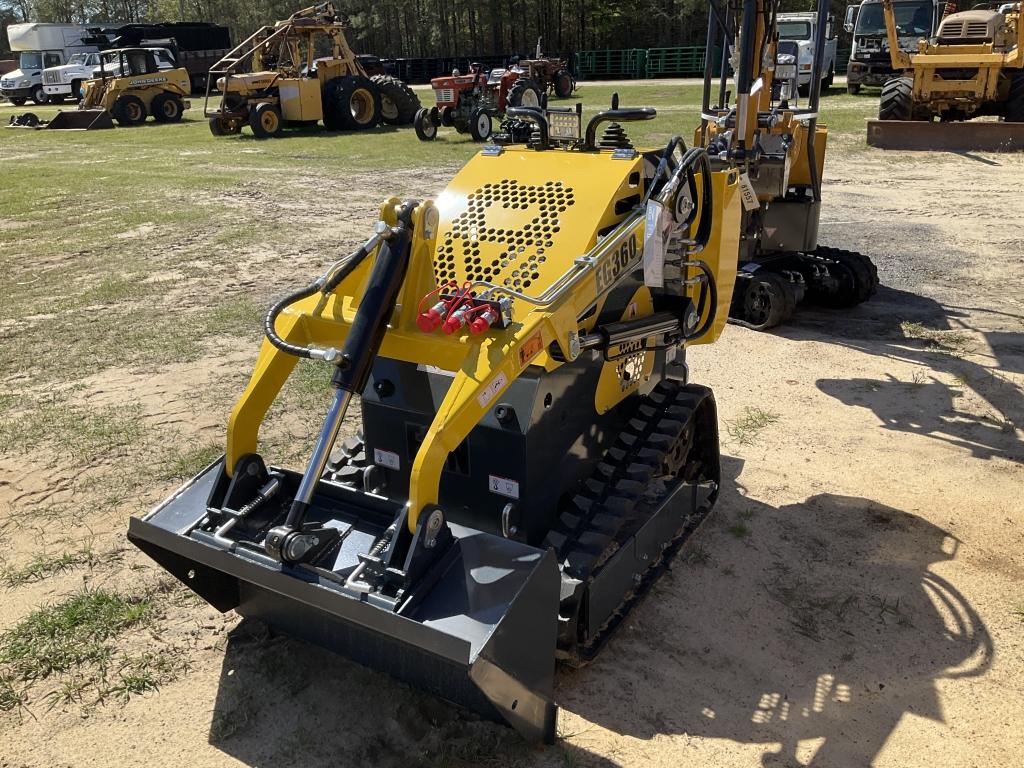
<box><xmin>519</xmin><ymin>332</ymin><xmax>544</xmax><ymax>368</ymax></box>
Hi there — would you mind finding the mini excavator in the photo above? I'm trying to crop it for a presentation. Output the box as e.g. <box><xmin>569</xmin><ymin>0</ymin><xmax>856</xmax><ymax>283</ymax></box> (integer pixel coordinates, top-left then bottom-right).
<box><xmin>700</xmin><ymin>0</ymin><xmax>879</xmax><ymax>329</ymax></box>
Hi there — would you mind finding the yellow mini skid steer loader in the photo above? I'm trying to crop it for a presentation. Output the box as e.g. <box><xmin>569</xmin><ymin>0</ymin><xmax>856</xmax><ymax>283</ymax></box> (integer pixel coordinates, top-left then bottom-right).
<box><xmin>128</xmin><ymin>98</ymin><xmax>742</xmax><ymax>741</ymax></box>
<box><xmin>47</xmin><ymin>47</ymin><xmax>190</xmax><ymax>130</ymax></box>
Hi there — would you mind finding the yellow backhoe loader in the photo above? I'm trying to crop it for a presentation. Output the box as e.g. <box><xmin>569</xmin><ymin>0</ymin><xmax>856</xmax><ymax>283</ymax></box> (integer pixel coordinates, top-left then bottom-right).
<box><xmin>45</xmin><ymin>47</ymin><xmax>190</xmax><ymax>130</ymax></box>
<box><xmin>867</xmin><ymin>0</ymin><xmax>1024</xmax><ymax>150</ymax></box>
<box><xmin>206</xmin><ymin>3</ymin><xmax>419</xmax><ymax>138</ymax></box>
<box><xmin>697</xmin><ymin>0</ymin><xmax>879</xmax><ymax>329</ymax></box>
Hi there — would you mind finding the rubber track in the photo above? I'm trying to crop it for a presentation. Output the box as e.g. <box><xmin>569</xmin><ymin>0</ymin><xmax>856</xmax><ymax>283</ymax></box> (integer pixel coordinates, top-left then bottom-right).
<box><xmin>812</xmin><ymin>246</ymin><xmax>879</xmax><ymax>306</ymax></box>
<box><xmin>543</xmin><ymin>380</ymin><xmax>717</xmax><ymax>660</ymax></box>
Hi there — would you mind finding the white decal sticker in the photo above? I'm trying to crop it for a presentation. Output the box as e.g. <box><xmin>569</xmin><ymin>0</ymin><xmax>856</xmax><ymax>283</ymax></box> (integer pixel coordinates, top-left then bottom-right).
<box><xmin>476</xmin><ymin>372</ymin><xmax>508</xmax><ymax>409</ymax></box>
<box><xmin>643</xmin><ymin>199</ymin><xmax>672</xmax><ymax>288</ymax></box>
<box><xmin>489</xmin><ymin>475</ymin><xmax>520</xmax><ymax>499</ymax></box>
<box><xmin>739</xmin><ymin>172</ymin><xmax>760</xmax><ymax>212</ymax></box>
<box><xmin>416</xmin><ymin>363</ymin><xmax>456</xmax><ymax>377</ymax></box>
<box><xmin>373</xmin><ymin>448</ymin><xmax>400</xmax><ymax>470</ymax></box>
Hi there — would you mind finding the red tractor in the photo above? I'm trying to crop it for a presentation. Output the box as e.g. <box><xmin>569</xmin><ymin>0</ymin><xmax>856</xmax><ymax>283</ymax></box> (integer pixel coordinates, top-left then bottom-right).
<box><xmin>414</xmin><ymin>62</ymin><xmax>543</xmax><ymax>142</ymax></box>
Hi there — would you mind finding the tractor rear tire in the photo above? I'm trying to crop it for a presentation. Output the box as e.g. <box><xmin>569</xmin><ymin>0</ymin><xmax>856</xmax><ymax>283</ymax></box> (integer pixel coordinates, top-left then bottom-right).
<box><xmin>1005</xmin><ymin>73</ymin><xmax>1024</xmax><ymax>122</ymax></box>
<box><xmin>325</xmin><ymin>75</ymin><xmax>381</xmax><ymax>131</ymax></box>
<box><xmin>414</xmin><ymin>108</ymin><xmax>437</xmax><ymax>140</ymax></box>
<box><xmin>112</xmin><ymin>94</ymin><xmax>147</xmax><ymax>126</ymax></box>
<box><xmin>371</xmin><ymin>74</ymin><xmax>420</xmax><ymax>125</ymax></box>
<box><xmin>249</xmin><ymin>102</ymin><xmax>283</xmax><ymax>138</ymax></box>
<box><xmin>469</xmin><ymin>108</ymin><xmax>492</xmax><ymax>141</ymax></box>
<box><xmin>152</xmin><ymin>92</ymin><xmax>184</xmax><ymax>123</ymax></box>
<box><xmin>879</xmin><ymin>77</ymin><xmax>915</xmax><ymax>121</ymax></box>
<box><xmin>507</xmin><ymin>78</ymin><xmax>542</xmax><ymax>109</ymax></box>
<box><xmin>553</xmin><ymin>70</ymin><xmax>574</xmax><ymax>98</ymax></box>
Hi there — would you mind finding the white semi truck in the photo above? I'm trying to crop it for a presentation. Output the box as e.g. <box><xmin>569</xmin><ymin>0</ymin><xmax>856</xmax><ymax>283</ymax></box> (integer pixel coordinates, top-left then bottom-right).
<box><xmin>844</xmin><ymin>0</ymin><xmax>945</xmax><ymax>94</ymax></box>
<box><xmin>0</xmin><ymin>23</ymin><xmax>106</xmax><ymax>105</ymax></box>
<box><xmin>777</xmin><ymin>11</ymin><xmax>840</xmax><ymax>92</ymax></box>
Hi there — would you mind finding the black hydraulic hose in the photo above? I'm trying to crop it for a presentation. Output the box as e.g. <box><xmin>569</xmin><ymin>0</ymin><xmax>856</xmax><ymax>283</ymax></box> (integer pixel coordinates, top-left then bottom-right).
<box><xmin>684</xmin><ymin>259</ymin><xmax>719</xmax><ymax>342</ymax></box>
<box><xmin>263</xmin><ymin>281</ymin><xmax>322</xmax><ymax>359</ymax></box>
<box><xmin>263</xmin><ymin>243</ymin><xmax>375</xmax><ymax>359</ymax></box>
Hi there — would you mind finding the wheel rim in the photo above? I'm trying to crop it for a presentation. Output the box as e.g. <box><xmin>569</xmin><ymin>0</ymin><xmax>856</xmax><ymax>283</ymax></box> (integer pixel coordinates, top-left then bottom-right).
<box><xmin>423</xmin><ymin>119</ymin><xmax>436</xmax><ymax>137</ymax></box>
<box><xmin>380</xmin><ymin>96</ymin><xmax>398</xmax><ymax>121</ymax></box>
<box><xmin>128</xmin><ymin>102</ymin><xmax>142</xmax><ymax>121</ymax></box>
<box><xmin>261</xmin><ymin>110</ymin><xmax>279</xmax><ymax>132</ymax></box>
<box><xmin>476</xmin><ymin>113</ymin><xmax>490</xmax><ymax>136</ymax></box>
<box><xmin>520</xmin><ymin>89</ymin><xmax>540</xmax><ymax>108</ymax></box>
<box><xmin>745</xmin><ymin>283</ymin><xmax>772</xmax><ymax>326</ymax></box>
<box><xmin>350</xmin><ymin>89</ymin><xmax>374</xmax><ymax>123</ymax></box>
<box><xmin>163</xmin><ymin>100</ymin><xmax>177</xmax><ymax>117</ymax></box>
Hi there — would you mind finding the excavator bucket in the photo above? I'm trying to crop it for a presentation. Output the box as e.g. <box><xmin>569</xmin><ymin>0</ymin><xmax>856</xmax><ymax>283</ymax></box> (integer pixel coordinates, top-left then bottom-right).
<box><xmin>45</xmin><ymin>109</ymin><xmax>115</xmax><ymax>130</ymax></box>
<box><xmin>128</xmin><ymin>458</ymin><xmax>561</xmax><ymax>742</ymax></box>
<box><xmin>866</xmin><ymin>120</ymin><xmax>1024</xmax><ymax>152</ymax></box>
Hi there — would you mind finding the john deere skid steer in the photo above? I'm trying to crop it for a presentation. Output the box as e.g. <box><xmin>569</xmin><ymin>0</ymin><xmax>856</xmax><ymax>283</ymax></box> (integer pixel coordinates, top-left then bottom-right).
<box><xmin>129</xmin><ymin>100</ymin><xmax>741</xmax><ymax>741</ymax></box>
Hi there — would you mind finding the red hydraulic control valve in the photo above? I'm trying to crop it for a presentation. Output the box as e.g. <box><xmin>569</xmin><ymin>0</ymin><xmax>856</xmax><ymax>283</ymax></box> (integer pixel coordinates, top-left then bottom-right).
<box><xmin>469</xmin><ymin>307</ymin><xmax>499</xmax><ymax>335</ymax></box>
<box><xmin>416</xmin><ymin>301</ymin><xmax>448</xmax><ymax>333</ymax></box>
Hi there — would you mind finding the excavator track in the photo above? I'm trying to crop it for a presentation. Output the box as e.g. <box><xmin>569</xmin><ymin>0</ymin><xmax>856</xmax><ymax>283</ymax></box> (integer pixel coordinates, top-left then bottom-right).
<box><xmin>544</xmin><ymin>379</ymin><xmax>718</xmax><ymax>664</ymax></box>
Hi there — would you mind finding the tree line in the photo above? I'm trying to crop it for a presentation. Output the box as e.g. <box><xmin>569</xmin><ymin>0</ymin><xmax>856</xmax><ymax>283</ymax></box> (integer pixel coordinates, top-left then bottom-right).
<box><xmin>2</xmin><ymin>0</ymin><xmax>841</xmax><ymax>60</ymax></box>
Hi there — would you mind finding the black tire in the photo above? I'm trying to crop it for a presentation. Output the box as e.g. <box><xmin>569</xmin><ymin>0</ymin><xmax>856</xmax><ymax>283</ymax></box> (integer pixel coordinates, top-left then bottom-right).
<box><xmin>553</xmin><ymin>69</ymin><xmax>574</xmax><ymax>98</ymax></box>
<box><xmin>370</xmin><ymin>74</ymin><xmax>420</xmax><ymax>125</ymax></box>
<box><xmin>812</xmin><ymin>248</ymin><xmax>879</xmax><ymax>307</ymax></box>
<box><xmin>71</xmin><ymin>81</ymin><xmax>82</xmax><ymax>102</ymax></box>
<box><xmin>507</xmin><ymin>77</ymin><xmax>542</xmax><ymax>109</ymax></box>
<box><xmin>9</xmin><ymin>97</ymin><xmax>26</xmax><ymax>107</ymax></box>
<box><xmin>847</xmin><ymin>82</ymin><xmax>861</xmax><ymax>95</ymax></box>
<box><xmin>439</xmin><ymin>105</ymin><xmax>455</xmax><ymax>127</ymax></box>
<box><xmin>324</xmin><ymin>75</ymin><xmax>381</xmax><ymax>131</ymax></box>
<box><xmin>249</xmin><ymin>102</ymin><xmax>283</xmax><ymax>138</ymax></box>
<box><xmin>209</xmin><ymin>116</ymin><xmax>242</xmax><ymax>136</ymax></box>
<box><xmin>151</xmin><ymin>92</ymin><xmax>184</xmax><ymax>123</ymax></box>
<box><xmin>732</xmin><ymin>271</ymin><xmax>795</xmax><ymax>330</ymax></box>
<box><xmin>879</xmin><ymin>77</ymin><xmax>915</xmax><ymax>121</ymax></box>
<box><xmin>1005</xmin><ymin>73</ymin><xmax>1024</xmax><ymax>123</ymax></box>
<box><xmin>825</xmin><ymin>64</ymin><xmax>835</xmax><ymax>88</ymax></box>
<box><xmin>469</xmin><ymin>108</ymin><xmax>492</xmax><ymax>141</ymax></box>
<box><xmin>413</xmin><ymin>107</ymin><xmax>437</xmax><ymax>141</ymax></box>
<box><xmin>30</xmin><ymin>85</ymin><xmax>49</xmax><ymax>105</ymax></box>
<box><xmin>112</xmin><ymin>94</ymin><xmax>147</xmax><ymax>126</ymax></box>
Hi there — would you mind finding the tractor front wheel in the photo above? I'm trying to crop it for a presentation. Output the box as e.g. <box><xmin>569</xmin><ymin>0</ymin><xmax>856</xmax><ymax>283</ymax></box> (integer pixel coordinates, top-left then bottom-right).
<box><xmin>152</xmin><ymin>92</ymin><xmax>184</xmax><ymax>123</ymax></box>
<box><xmin>112</xmin><ymin>95</ymin><xmax>147</xmax><ymax>126</ymax></box>
<box><xmin>469</xmin><ymin>108</ymin><xmax>492</xmax><ymax>141</ymax></box>
<box><xmin>879</xmin><ymin>77</ymin><xmax>916</xmax><ymax>121</ymax></box>
<box><xmin>553</xmin><ymin>70</ymin><xmax>574</xmax><ymax>98</ymax></box>
<box><xmin>209</xmin><ymin>116</ymin><xmax>242</xmax><ymax>136</ymax></box>
<box><xmin>414</xmin><ymin>107</ymin><xmax>437</xmax><ymax>141</ymax></box>
<box><xmin>249</xmin><ymin>103</ymin><xmax>283</xmax><ymax>138</ymax></box>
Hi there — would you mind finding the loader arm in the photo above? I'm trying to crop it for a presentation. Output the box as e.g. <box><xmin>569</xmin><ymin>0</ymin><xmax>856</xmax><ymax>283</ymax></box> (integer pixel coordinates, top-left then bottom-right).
<box><xmin>883</xmin><ymin>0</ymin><xmax>914</xmax><ymax>70</ymax></box>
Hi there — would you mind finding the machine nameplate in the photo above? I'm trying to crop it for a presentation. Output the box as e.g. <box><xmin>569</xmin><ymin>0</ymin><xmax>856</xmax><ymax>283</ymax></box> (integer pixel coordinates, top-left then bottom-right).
<box><xmin>595</xmin><ymin>234</ymin><xmax>640</xmax><ymax>292</ymax></box>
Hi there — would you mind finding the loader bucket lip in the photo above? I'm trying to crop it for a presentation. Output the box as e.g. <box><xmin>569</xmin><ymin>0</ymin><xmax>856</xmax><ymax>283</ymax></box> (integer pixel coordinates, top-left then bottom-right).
<box><xmin>128</xmin><ymin>461</ymin><xmax>560</xmax><ymax>742</ymax></box>
<box><xmin>45</xmin><ymin>109</ymin><xmax>115</xmax><ymax>130</ymax></box>
<box><xmin>866</xmin><ymin>119</ymin><xmax>1024</xmax><ymax>152</ymax></box>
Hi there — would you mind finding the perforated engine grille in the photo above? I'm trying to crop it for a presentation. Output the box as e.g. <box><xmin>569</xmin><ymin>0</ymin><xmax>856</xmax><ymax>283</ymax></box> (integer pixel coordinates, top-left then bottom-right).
<box><xmin>434</xmin><ymin>179</ymin><xmax>577</xmax><ymax>294</ymax></box>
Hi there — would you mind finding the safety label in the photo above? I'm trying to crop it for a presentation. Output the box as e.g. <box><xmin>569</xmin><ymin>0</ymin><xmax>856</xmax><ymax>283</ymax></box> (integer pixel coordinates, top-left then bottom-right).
<box><xmin>519</xmin><ymin>332</ymin><xmax>544</xmax><ymax>368</ymax></box>
<box><xmin>373</xmin><ymin>448</ymin><xmax>400</xmax><ymax>470</ymax></box>
<box><xmin>488</xmin><ymin>475</ymin><xmax>520</xmax><ymax>499</ymax></box>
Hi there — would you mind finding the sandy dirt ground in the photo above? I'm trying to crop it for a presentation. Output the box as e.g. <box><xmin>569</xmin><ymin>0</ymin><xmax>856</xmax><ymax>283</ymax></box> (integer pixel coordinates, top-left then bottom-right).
<box><xmin>1</xmin><ymin>146</ymin><xmax>1022</xmax><ymax>768</ymax></box>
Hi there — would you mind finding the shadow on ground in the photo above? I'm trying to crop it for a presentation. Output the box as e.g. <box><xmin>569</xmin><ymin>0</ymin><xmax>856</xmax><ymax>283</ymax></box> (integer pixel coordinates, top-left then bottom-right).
<box><xmin>200</xmin><ymin>452</ymin><xmax>992</xmax><ymax>767</ymax></box>
<box><xmin>558</xmin><ymin>457</ymin><xmax>993</xmax><ymax>766</ymax></box>
<box><xmin>785</xmin><ymin>285</ymin><xmax>1023</xmax><ymax>463</ymax></box>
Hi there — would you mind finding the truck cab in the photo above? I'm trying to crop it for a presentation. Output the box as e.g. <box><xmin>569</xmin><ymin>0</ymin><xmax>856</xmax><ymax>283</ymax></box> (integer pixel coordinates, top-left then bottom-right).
<box><xmin>0</xmin><ymin>23</ymin><xmax>109</xmax><ymax>106</ymax></box>
<box><xmin>844</xmin><ymin>0</ymin><xmax>942</xmax><ymax>93</ymax></box>
<box><xmin>778</xmin><ymin>12</ymin><xmax>839</xmax><ymax>91</ymax></box>
<box><xmin>42</xmin><ymin>51</ymin><xmax>103</xmax><ymax>101</ymax></box>
<box><xmin>1</xmin><ymin>49</ymin><xmax>65</xmax><ymax>105</ymax></box>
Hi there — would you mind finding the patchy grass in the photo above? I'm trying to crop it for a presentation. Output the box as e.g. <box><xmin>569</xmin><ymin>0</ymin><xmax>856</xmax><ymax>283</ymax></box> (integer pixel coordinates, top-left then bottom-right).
<box><xmin>0</xmin><ymin>398</ymin><xmax>144</xmax><ymax>457</ymax></box>
<box><xmin>901</xmin><ymin>321</ymin><xmax>974</xmax><ymax>356</ymax></box>
<box><xmin>0</xmin><ymin>672</ymin><xmax>26</xmax><ymax>712</ymax></box>
<box><xmin>159</xmin><ymin>442</ymin><xmax>223</xmax><ymax>481</ymax></box>
<box><xmin>683</xmin><ymin>543</ymin><xmax>713</xmax><ymax>567</ymax></box>
<box><xmin>0</xmin><ymin>547</ymin><xmax>106</xmax><ymax>588</ymax></box>
<box><xmin>727</xmin><ymin>406</ymin><xmax>780</xmax><ymax>445</ymax></box>
<box><xmin>0</xmin><ymin>588</ymin><xmax>154</xmax><ymax>682</ymax></box>
<box><xmin>102</xmin><ymin>651</ymin><xmax>189</xmax><ymax>703</ymax></box>
<box><xmin>728</xmin><ymin>521</ymin><xmax>752</xmax><ymax>539</ymax></box>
